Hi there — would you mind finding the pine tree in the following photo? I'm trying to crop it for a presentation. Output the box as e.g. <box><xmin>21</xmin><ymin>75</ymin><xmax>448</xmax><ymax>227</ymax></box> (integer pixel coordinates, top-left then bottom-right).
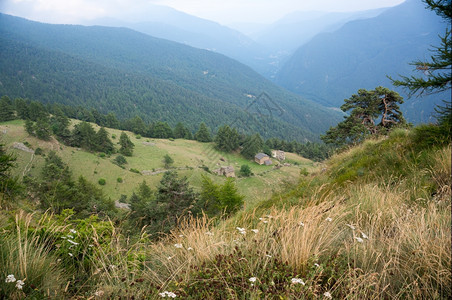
<box><xmin>219</xmin><ymin>178</ymin><xmax>244</xmax><ymax>216</ymax></box>
<box><xmin>96</xmin><ymin>127</ymin><xmax>114</xmax><ymax>154</ymax></box>
<box><xmin>389</xmin><ymin>0</ymin><xmax>451</xmax><ymax>97</ymax></box>
<box><xmin>35</xmin><ymin>117</ymin><xmax>52</xmax><ymax>141</ymax></box>
<box><xmin>119</xmin><ymin>132</ymin><xmax>134</xmax><ymax>156</ymax></box>
<box><xmin>321</xmin><ymin>87</ymin><xmax>405</xmax><ymax>147</ymax></box>
<box><xmin>195</xmin><ymin>122</ymin><xmax>212</xmax><ymax>142</ymax></box>
<box><xmin>241</xmin><ymin>133</ymin><xmax>264</xmax><ymax>159</ymax></box>
<box><xmin>0</xmin><ymin>96</ymin><xmax>15</xmax><ymax>122</ymax></box>
<box><xmin>146</xmin><ymin>171</ymin><xmax>199</xmax><ymax>236</ymax></box>
<box><xmin>215</xmin><ymin>125</ymin><xmax>240</xmax><ymax>152</ymax></box>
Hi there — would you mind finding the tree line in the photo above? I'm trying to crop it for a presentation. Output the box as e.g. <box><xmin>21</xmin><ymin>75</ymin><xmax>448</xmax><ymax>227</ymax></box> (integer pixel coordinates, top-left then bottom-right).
<box><xmin>0</xmin><ymin>95</ymin><xmax>331</xmax><ymax>161</ymax></box>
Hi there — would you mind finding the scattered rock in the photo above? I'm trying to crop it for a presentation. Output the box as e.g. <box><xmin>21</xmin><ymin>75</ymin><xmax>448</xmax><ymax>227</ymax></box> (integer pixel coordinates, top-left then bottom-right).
<box><xmin>142</xmin><ymin>142</ymin><xmax>156</xmax><ymax>146</ymax></box>
<box><xmin>115</xmin><ymin>200</ymin><xmax>131</xmax><ymax>210</ymax></box>
<box><xmin>12</xmin><ymin>142</ymin><xmax>34</xmax><ymax>153</ymax></box>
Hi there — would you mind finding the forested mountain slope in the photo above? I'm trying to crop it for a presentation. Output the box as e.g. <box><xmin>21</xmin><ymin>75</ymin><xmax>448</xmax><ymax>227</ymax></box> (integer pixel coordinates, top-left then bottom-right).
<box><xmin>0</xmin><ymin>13</ymin><xmax>342</xmax><ymax>141</ymax></box>
<box><xmin>275</xmin><ymin>0</ymin><xmax>449</xmax><ymax>123</ymax></box>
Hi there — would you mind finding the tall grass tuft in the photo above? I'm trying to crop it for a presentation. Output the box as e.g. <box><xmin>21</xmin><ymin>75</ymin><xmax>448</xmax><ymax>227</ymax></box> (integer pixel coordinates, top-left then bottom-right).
<box><xmin>0</xmin><ymin>212</ymin><xmax>69</xmax><ymax>299</ymax></box>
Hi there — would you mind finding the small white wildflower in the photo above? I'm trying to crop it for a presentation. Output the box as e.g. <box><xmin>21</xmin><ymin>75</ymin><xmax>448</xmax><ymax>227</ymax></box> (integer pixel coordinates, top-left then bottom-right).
<box><xmin>187</xmin><ymin>247</ymin><xmax>193</xmax><ymax>251</ymax></box>
<box><xmin>265</xmin><ymin>254</ymin><xmax>272</xmax><ymax>258</ymax></box>
<box><xmin>67</xmin><ymin>239</ymin><xmax>79</xmax><ymax>245</ymax></box>
<box><xmin>89</xmin><ymin>244</ymin><xmax>94</xmax><ymax>247</ymax></box>
<box><xmin>167</xmin><ymin>256</ymin><xmax>173</xmax><ymax>260</ymax></box>
<box><xmin>178</xmin><ymin>234</ymin><xmax>184</xmax><ymax>237</ymax></box>
<box><xmin>174</xmin><ymin>243</ymin><xmax>183</xmax><ymax>249</ymax></box>
<box><xmin>249</xmin><ymin>277</ymin><xmax>257</xmax><ymax>283</ymax></box>
<box><xmin>67</xmin><ymin>235</ymin><xmax>74</xmax><ymax>239</ymax></box>
<box><xmin>361</xmin><ymin>232</ymin><xmax>368</xmax><ymax>239</ymax></box>
<box><xmin>94</xmin><ymin>290</ymin><xmax>105</xmax><ymax>297</ymax></box>
<box><xmin>5</xmin><ymin>274</ymin><xmax>16</xmax><ymax>283</ymax></box>
<box><xmin>325</xmin><ymin>217</ymin><xmax>332</xmax><ymax>222</ymax></box>
<box><xmin>354</xmin><ymin>237</ymin><xmax>364</xmax><ymax>243</ymax></box>
<box><xmin>70</xmin><ymin>229</ymin><xmax>77</xmax><ymax>234</ymax></box>
<box><xmin>291</xmin><ymin>278</ymin><xmax>305</xmax><ymax>285</ymax></box>
<box><xmin>109</xmin><ymin>265</ymin><xmax>116</xmax><ymax>269</ymax></box>
<box><xmin>159</xmin><ymin>291</ymin><xmax>177</xmax><ymax>298</ymax></box>
<box><xmin>324</xmin><ymin>291</ymin><xmax>332</xmax><ymax>299</ymax></box>
<box><xmin>61</xmin><ymin>236</ymin><xmax>67</xmax><ymax>239</ymax></box>
<box><xmin>251</xmin><ymin>229</ymin><xmax>258</xmax><ymax>234</ymax></box>
<box><xmin>298</xmin><ymin>221</ymin><xmax>305</xmax><ymax>227</ymax></box>
<box><xmin>314</xmin><ymin>263</ymin><xmax>320</xmax><ymax>267</ymax></box>
<box><xmin>266</xmin><ymin>215</ymin><xmax>274</xmax><ymax>219</ymax></box>
<box><xmin>236</xmin><ymin>227</ymin><xmax>246</xmax><ymax>235</ymax></box>
<box><xmin>346</xmin><ymin>224</ymin><xmax>355</xmax><ymax>230</ymax></box>
<box><xmin>68</xmin><ymin>253</ymin><xmax>73</xmax><ymax>257</ymax></box>
<box><xmin>15</xmin><ymin>280</ymin><xmax>25</xmax><ymax>290</ymax></box>
<box><xmin>205</xmin><ymin>231</ymin><xmax>214</xmax><ymax>236</ymax></box>
<box><xmin>262</xmin><ymin>220</ymin><xmax>268</xmax><ymax>224</ymax></box>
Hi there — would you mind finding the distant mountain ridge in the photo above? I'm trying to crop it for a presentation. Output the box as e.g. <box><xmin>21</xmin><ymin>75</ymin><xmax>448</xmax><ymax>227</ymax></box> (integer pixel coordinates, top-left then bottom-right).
<box><xmin>0</xmin><ymin>13</ymin><xmax>342</xmax><ymax>142</ymax></box>
<box><xmin>85</xmin><ymin>4</ymin><xmax>272</xmax><ymax>75</ymax></box>
<box><xmin>274</xmin><ymin>0</ymin><xmax>450</xmax><ymax>123</ymax></box>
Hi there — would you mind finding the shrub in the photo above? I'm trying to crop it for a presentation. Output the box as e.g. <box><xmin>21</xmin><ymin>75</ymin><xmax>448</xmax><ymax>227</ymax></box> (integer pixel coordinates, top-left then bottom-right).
<box><xmin>117</xmin><ymin>177</ymin><xmax>123</xmax><ymax>183</ymax></box>
<box><xmin>34</xmin><ymin>147</ymin><xmax>43</xmax><ymax>155</ymax></box>
<box><xmin>239</xmin><ymin>164</ymin><xmax>252</xmax><ymax>177</ymax></box>
<box><xmin>113</xmin><ymin>155</ymin><xmax>128</xmax><ymax>166</ymax></box>
<box><xmin>98</xmin><ymin>178</ymin><xmax>106</xmax><ymax>185</ymax></box>
<box><xmin>130</xmin><ymin>168</ymin><xmax>140</xmax><ymax>174</ymax></box>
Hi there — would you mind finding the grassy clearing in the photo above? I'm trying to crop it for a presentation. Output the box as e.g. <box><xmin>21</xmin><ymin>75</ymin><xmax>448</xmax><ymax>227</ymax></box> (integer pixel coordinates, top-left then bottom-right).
<box><xmin>1</xmin><ymin>120</ymin><xmax>313</xmax><ymax>203</ymax></box>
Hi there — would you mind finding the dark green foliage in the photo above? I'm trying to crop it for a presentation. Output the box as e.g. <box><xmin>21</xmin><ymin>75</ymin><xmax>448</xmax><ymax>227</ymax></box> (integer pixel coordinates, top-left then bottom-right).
<box><xmin>196</xmin><ymin>175</ymin><xmax>244</xmax><ymax>217</ymax></box>
<box><xmin>0</xmin><ymin>143</ymin><xmax>20</xmax><ymax>202</ymax></box>
<box><xmin>173</xmin><ymin>122</ymin><xmax>192</xmax><ymax>139</ymax></box>
<box><xmin>113</xmin><ymin>154</ymin><xmax>128</xmax><ymax>167</ymax></box>
<box><xmin>321</xmin><ymin>87</ymin><xmax>406</xmax><ymax>147</ymax></box>
<box><xmin>163</xmin><ymin>154</ymin><xmax>174</xmax><ymax>169</ymax></box>
<box><xmin>70</xmin><ymin>121</ymin><xmax>97</xmax><ymax>151</ymax></box>
<box><xmin>0</xmin><ymin>14</ymin><xmax>344</xmax><ymax>142</ymax></box>
<box><xmin>98</xmin><ymin>178</ymin><xmax>106</xmax><ymax>185</ymax></box>
<box><xmin>50</xmin><ymin>108</ymin><xmax>71</xmax><ymax>142</ymax></box>
<box><xmin>0</xmin><ymin>95</ymin><xmax>15</xmax><ymax>121</ymax></box>
<box><xmin>35</xmin><ymin>117</ymin><xmax>52</xmax><ymax>140</ymax></box>
<box><xmin>24</xmin><ymin>119</ymin><xmax>35</xmax><ymax>135</ymax></box>
<box><xmin>95</xmin><ymin>127</ymin><xmax>114</xmax><ymax>154</ymax></box>
<box><xmin>196</xmin><ymin>175</ymin><xmax>221</xmax><ymax>217</ymax></box>
<box><xmin>14</xmin><ymin>97</ymin><xmax>29</xmax><ymax>119</ymax></box>
<box><xmin>241</xmin><ymin>133</ymin><xmax>265</xmax><ymax>159</ymax></box>
<box><xmin>219</xmin><ymin>178</ymin><xmax>244</xmax><ymax>216</ymax></box>
<box><xmin>29</xmin><ymin>151</ymin><xmax>115</xmax><ymax>217</ymax></box>
<box><xmin>195</xmin><ymin>122</ymin><xmax>212</xmax><ymax>142</ymax></box>
<box><xmin>119</xmin><ymin>132</ymin><xmax>134</xmax><ymax>156</ymax></box>
<box><xmin>215</xmin><ymin>125</ymin><xmax>240</xmax><ymax>152</ymax></box>
<box><xmin>412</xmin><ymin>123</ymin><xmax>451</xmax><ymax>150</ymax></box>
<box><xmin>145</xmin><ymin>171</ymin><xmax>198</xmax><ymax>236</ymax></box>
<box><xmin>239</xmin><ymin>164</ymin><xmax>252</xmax><ymax>177</ymax></box>
<box><xmin>151</xmin><ymin>121</ymin><xmax>173</xmax><ymax>139</ymax></box>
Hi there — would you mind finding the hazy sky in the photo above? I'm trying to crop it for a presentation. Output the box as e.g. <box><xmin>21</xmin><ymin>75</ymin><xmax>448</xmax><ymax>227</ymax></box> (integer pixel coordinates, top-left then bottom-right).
<box><xmin>0</xmin><ymin>0</ymin><xmax>406</xmax><ymax>25</ymax></box>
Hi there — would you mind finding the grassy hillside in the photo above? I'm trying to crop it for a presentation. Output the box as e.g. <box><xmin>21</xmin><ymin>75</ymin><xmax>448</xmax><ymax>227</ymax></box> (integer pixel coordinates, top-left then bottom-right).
<box><xmin>0</xmin><ymin>120</ymin><xmax>315</xmax><ymax>206</ymax></box>
<box><xmin>0</xmin><ymin>122</ymin><xmax>449</xmax><ymax>299</ymax></box>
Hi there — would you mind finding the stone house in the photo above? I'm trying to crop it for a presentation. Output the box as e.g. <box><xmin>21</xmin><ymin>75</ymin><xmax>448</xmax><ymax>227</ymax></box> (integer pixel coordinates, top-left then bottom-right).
<box><xmin>255</xmin><ymin>153</ymin><xmax>272</xmax><ymax>165</ymax></box>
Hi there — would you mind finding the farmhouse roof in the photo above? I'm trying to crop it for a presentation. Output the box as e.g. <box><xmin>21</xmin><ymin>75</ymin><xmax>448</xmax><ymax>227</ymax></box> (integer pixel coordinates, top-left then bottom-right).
<box><xmin>255</xmin><ymin>153</ymin><xmax>268</xmax><ymax>160</ymax></box>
